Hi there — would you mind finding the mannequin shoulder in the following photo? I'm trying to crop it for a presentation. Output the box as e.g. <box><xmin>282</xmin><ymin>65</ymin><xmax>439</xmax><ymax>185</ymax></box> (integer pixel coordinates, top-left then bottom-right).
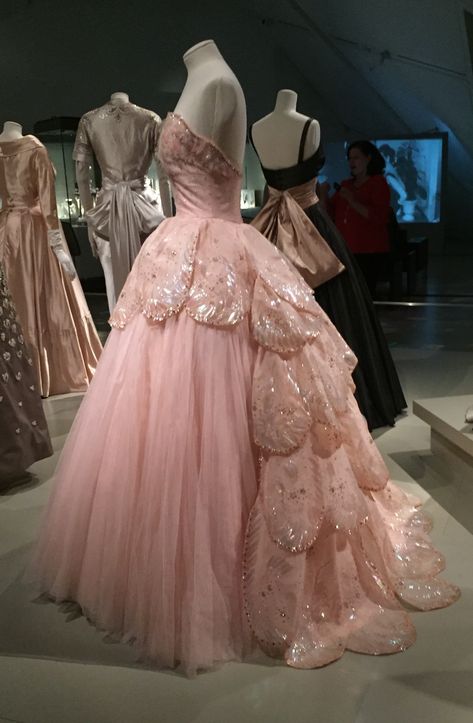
<box><xmin>77</xmin><ymin>107</ymin><xmax>103</xmax><ymax>132</ymax></box>
<box><xmin>250</xmin><ymin>115</ymin><xmax>287</xmax><ymax>149</ymax></box>
<box><xmin>26</xmin><ymin>134</ymin><xmax>44</xmax><ymax>150</ymax></box>
<box><xmin>206</xmin><ymin>76</ymin><xmax>246</xmax><ymax>143</ymax></box>
<box><xmin>252</xmin><ymin>114</ymin><xmax>320</xmax><ymax>142</ymax></box>
<box><xmin>30</xmin><ymin>139</ymin><xmax>53</xmax><ymax>167</ymax></box>
<box><xmin>305</xmin><ymin>118</ymin><xmax>321</xmax><ymax>153</ymax></box>
<box><xmin>82</xmin><ymin>105</ymin><xmax>104</xmax><ymax>121</ymax></box>
<box><xmin>251</xmin><ymin>114</ymin><xmax>321</xmax><ymax>165</ymax></box>
<box><xmin>24</xmin><ymin>136</ymin><xmax>49</xmax><ymax>159</ymax></box>
<box><xmin>136</xmin><ymin>105</ymin><xmax>162</xmax><ymax>124</ymax></box>
<box><xmin>203</xmin><ymin>75</ymin><xmax>242</xmax><ymax>116</ymax></box>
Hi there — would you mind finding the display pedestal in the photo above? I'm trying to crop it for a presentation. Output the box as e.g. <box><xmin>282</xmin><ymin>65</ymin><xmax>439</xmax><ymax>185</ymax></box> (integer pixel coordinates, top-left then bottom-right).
<box><xmin>413</xmin><ymin>395</ymin><xmax>473</xmax><ymax>484</ymax></box>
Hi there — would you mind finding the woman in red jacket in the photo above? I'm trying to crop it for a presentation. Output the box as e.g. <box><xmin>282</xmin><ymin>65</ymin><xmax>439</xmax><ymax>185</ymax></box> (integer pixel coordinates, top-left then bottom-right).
<box><xmin>332</xmin><ymin>141</ymin><xmax>391</xmax><ymax>296</ymax></box>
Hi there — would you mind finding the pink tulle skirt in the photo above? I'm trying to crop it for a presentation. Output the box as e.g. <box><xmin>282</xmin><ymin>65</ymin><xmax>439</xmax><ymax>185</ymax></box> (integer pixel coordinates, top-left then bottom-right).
<box><xmin>33</xmin><ymin>312</ymin><xmax>258</xmax><ymax>673</ymax></box>
<box><xmin>33</xmin><ymin>211</ymin><xmax>460</xmax><ymax>676</ymax></box>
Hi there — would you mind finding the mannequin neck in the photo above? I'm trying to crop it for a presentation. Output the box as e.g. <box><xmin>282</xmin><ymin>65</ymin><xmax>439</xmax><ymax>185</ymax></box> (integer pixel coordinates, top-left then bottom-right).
<box><xmin>183</xmin><ymin>39</ymin><xmax>223</xmax><ymax>72</ymax></box>
<box><xmin>0</xmin><ymin>121</ymin><xmax>23</xmax><ymax>141</ymax></box>
<box><xmin>274</xmin><ymin>89</ymin><xmax>298</xmax><ymax>114</ymax></box>
<box><xmin>110</xmin><ymin>92</ymin><xmax>130</xmax><ymax>105</ymax></box>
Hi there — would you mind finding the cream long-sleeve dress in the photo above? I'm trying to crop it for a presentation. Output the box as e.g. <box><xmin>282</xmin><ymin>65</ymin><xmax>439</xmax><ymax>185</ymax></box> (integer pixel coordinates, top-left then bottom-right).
<box><xmin>0</xmin><ymin>135</ymin><xmax>101</xmax><ymax>397</ymax></box>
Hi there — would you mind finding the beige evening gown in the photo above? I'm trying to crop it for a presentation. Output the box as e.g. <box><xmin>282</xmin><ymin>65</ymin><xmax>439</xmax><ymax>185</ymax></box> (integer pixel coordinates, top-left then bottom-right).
<box><xmin>0</xmin><ymin>135</ymin><xmax>101</xmax><ymax>397</ymax></box>
<box><xmin>73</xmin><ymin>100</ymin><xmax>166</xmax><ymax>301</ymax></box>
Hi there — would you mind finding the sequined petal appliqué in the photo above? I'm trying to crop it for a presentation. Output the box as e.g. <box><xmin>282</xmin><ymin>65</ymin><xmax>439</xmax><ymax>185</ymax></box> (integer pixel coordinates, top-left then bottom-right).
<box><xmin>186</xmin><ymin>222</ymin><xmax>251</xmax><ymax>326</ymax></box>
<box><xmin>252</xmin><ymin>349</ymin><xmax>311</xmax><ymax>455</ymax></box>
<box><xmin>244</xmin><ymin>226</ymin><xmax>316</xmax><ymax>313</ymax></box>
<box><xmin>260</xmin><ymin>435</ymin><xmax>325</xmax><ymax>552</ymax></box>
<box><xmin>110</xmin><ymin>219</ymin><xmax>198</xmax><ymax>328</ymax></box>
<box><xmin>243</xmin><ymin>497</ymin><xmax>306</xmax><ymax>657</ymax></box>
<box><xmin>251</xmin><ymin>276</ymin><xmax>320</xmax><ymax>353</ymax></box>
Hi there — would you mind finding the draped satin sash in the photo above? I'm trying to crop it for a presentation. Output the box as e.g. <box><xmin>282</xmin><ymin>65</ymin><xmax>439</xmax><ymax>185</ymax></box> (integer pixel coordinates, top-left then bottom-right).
<box><xmin>86</xmin><ymin>176</ymin><xmax>163</xmax><ymax>298</ymax></box>
<box><xmin>252</xmin><ymin>181</ymin><xmax>344</xmax><ymax>289</ymax></box>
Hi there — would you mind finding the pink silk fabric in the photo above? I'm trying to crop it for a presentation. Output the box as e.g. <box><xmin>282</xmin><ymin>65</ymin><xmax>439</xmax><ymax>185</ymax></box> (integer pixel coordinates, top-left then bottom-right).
<box><xmin>0</xmin><ymin>136</ymin><xmax>101</xmax><ymax>396</ymax></box>
<box><xmin>33</xmin><ymin>114</ymin><xmax>459</xmax><ymax>675</ymax></box>
<box><xmin>252</xmin><ymin>180</ymin><xmax>344</xmax><ymax>288</ymax></box>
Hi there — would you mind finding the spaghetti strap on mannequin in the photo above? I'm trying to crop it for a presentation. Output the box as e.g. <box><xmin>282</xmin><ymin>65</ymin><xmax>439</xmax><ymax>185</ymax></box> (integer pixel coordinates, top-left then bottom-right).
<box><xmin>298</xmin><ymin>118</ymin><xmax>313</xmax><ymax>164</ymax></box>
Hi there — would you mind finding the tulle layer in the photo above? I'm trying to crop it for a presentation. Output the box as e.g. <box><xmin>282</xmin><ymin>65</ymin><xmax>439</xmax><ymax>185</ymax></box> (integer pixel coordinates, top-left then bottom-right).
<box><xmin>35</xmin><ymin>214</ymin><xmax>459</xmax><ymax>674</ymax></box>
<box><xmin>244</xmin><ymin>438</ymin><xmax>459</xmax><ymax>669</ymax></box>
<box><xmin>33</xmin><ymin>313</ymin><xmax>258</xmax><ymax>674</ymax></box>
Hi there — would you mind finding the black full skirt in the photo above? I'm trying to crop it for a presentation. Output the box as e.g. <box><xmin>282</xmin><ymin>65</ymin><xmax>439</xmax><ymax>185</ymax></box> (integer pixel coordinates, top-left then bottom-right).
<box><xmin>308</xmin><ymin>203</ymin><xmax>406</xmax><ymax>430</ymax></box>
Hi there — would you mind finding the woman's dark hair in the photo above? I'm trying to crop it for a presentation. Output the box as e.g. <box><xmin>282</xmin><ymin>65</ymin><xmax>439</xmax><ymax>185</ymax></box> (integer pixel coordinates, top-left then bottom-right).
<box><xmin>347</xmin><ymin>140</ymin><xmax>386</xmax><ymax>176</ymax></box>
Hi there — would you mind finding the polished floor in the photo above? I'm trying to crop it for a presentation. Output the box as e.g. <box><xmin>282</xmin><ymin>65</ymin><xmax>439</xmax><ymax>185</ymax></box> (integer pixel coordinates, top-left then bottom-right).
<box><xmin>1</xmin><ymin>297</ymin><xmax>473</xmax><ymax>723</ymax></box>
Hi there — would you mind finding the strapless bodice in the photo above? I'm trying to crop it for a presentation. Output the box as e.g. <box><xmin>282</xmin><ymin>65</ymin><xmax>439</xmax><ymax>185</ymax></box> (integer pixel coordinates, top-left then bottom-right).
<box><xmin>158</xmin><ymin>113</ymin><xmax>242</xmax><ymax>223</ymax></box>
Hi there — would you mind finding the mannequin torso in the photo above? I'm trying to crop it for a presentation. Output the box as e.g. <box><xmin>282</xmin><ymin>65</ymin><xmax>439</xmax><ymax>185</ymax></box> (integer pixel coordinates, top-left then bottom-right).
<box><xmin>251</xmin><ymin>90</ymin><xmax>320</xmax><ymax>169</ymax></box>
<box><xmin>0</xmin><ymin>121</ymin><xmax>24</xmax><ymax>142</ymax></box>
<box><xmin>174</xmin><ymin>40</ymin><xmax>246</xmax><ymax>169</ymax></box>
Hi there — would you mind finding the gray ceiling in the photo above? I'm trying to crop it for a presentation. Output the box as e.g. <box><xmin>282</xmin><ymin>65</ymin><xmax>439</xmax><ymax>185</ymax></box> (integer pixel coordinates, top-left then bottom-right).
<box><xmin>2</xmin><ymin>0</ymin><xmax>473</xmax><ymax>238</ymax></box>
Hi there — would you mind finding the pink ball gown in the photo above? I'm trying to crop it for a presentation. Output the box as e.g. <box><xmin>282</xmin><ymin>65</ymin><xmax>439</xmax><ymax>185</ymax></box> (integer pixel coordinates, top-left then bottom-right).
<box><xmin>33</xmin><ymin>113</ymin><xmax>459</xmax><ymax>676</ymax></box>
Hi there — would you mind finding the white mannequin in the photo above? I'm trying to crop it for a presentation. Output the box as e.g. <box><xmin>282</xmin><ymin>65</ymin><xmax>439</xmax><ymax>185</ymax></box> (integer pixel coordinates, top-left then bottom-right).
<box><xmin>0</xmin><ymin>121</ymin><xmax>23</xmax><ymax>141</ymax></box>
<box><xmin>250</xmin><ymin>90</ymin><xmax>320</xmax><ymax>169</ymax></box>
<box><xmin>174</xmin><ymin>40</ymin><xmax>246</xmax><ymax>169</ymax></box>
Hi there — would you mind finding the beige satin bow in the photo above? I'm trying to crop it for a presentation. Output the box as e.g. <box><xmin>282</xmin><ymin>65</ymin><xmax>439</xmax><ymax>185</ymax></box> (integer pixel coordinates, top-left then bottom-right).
<box><xmin>87</xmin><ymin>176</ymin><xmax>163</xmax><ymax>298</ymax></box>
<box><xmin>252</xmin><ymin>181</ymin><xmax>344</xmax><ymax>289</ymax></box>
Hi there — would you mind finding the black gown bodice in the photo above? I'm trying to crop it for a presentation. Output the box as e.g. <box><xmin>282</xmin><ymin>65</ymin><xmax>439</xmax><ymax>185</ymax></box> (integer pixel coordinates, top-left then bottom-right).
<box><xmin>249</xmin><ymin>118</ymin><xmax>325</xmax><ymax>190</ymax></box>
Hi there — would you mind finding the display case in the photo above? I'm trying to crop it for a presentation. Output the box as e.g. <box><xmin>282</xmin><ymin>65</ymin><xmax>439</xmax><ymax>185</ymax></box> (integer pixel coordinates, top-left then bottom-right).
<box><xmin>240</xmin><ymin>142</ymin><xmax>265</xmax><ymax>222</ymax></box>
<box><xmin>33</xmin><ymin>116</ymin><xmax>101</xmax><ymax>223</ymax></box>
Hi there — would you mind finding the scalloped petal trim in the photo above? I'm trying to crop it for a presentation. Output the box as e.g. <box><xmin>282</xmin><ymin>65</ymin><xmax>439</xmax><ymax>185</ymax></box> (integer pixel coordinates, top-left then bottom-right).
<box><xmin>186</xmin><ymin>224</ymin><xmax>251</xmax><ymax>326</ymax></box>
<box><xmin>251</xmin><ymin>276</ymin><xmax>321</xmax><ymax>353</ymax></box>
<box><xmin>109</xmin><ymin>220</ymin><xmax>197</xmax><ymax>328</ymax></box>
<box><xmin>257</xmin><ymin>254</ymin><xmax>317</xmax><ymax>312</ymax></box>
<box><xmin>252</xmin><ymin>349</ymin><xmax>312</xmax><ymax>455</ymax></box>
<box><xmin>141</xmin><ymin>232</ymin><xmax>197</xmax><ymax>322</ymax></box>
<box><xmin>260</xmin><ymin>435</ymin><xmax>325</xmax><ymax>553</ymax></box>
